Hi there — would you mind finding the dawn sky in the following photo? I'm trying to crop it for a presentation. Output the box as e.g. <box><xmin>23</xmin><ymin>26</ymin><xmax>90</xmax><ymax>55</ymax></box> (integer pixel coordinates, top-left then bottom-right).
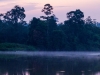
<box><xmin>0</xmin><ymin>0</ymin><xmax>100</xmax><ymax>23</ymax></box>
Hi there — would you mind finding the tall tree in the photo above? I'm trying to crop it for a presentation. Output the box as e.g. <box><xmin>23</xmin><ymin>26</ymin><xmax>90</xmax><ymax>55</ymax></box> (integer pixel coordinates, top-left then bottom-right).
<box><xmin>41</xmin><ymin>4</ymin><xmax>57</xmax><ymax>49</ymax></box>
<box><xmin>67</xmin><ymin>9</ymin><xmax>84</xmax><ymax>25</ymax></box>
<box><xmin>28</xmin><ymin>17</ymin><xmax>47</xmax><ymax>49</ymax></box>
<box><xmin>0</xmin><ymin>5</ymin><xmax>27</xmax><ymax>44</ymax></box>
<box><xmin>4</xmin><ymin>5</ymin><xmax>26</xmax><ymax>24</ymax></box>
<box><xmin>42</xmin><ymin>4</ymin><xmax>53</xmax><ymax>17</ymax></box>
<box><xmin>64</xmin><ymin>9</ymin><xmax>85</xmax><ymax>50</ymax></box>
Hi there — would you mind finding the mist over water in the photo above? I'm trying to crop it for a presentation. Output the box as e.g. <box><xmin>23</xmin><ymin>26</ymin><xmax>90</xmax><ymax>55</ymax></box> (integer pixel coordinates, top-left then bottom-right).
<box><xmin>0</xmin><ymin>51</ymin><xmax>100</xmax><ymax>59</ymax></box>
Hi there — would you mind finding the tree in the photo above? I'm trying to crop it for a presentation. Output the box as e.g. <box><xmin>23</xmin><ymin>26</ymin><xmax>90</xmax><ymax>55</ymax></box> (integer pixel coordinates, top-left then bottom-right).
<box><xmin>50</xmin><ymin>30</ymin><xmax>66</xmax><ymax>50</ymax></box>
<box><xmin>28</xmin><ymin>17</ymin><xmax>47</xmax><ymax>49</ymax></box>
<box><xmin>64</xmin><ymin>9</ymin><xmax>85</xmax><ymax>50</ymax></box>
<box><xmin>41</xmin><ymin>4</ymin><xmax>58</xmax><ymax>49</ymax></box>
<box><xmin>67</xmin><ymin>9</ymin><xmax>84</xmax><ymax>25</ymax></box>
<box><xmin>85</xmin><ymin>16</ymin><xmax>97</xmax><ymax>26</ymax></box>
<box><xmin>3</xmin><ymin>5</ymin><xmax>26</xmax><ymax>24</ymax></box>
<box><xmin>42</xmin><ymin>4</ymin><xmax>53</xmax><ymax>16</ymax></box>
<box><xmin>0</xmin><ymin>5</ymin><xmax>27</xmax><ymax>44</ymax></box>
<box><xmin>65</xmin><ymin>9</ymin><xmax>85</xmax><ymax>37</ymax></box>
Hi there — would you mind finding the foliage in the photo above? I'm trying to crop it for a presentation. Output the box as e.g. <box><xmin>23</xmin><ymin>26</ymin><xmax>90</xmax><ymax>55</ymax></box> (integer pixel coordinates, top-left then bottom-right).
<box><xmin>0</xmin><ymin>43</ymin><xmax>35</xmax><ymax>51</ymax></box>
<box><xmin>0</xmin><ymin>4</ymin><xmax>100</xmax><ymax>51</ymax></box>
<box><xmin>42</xmin><ymin>4</ymin><xmax>53</xmax><ymax>16</ymax></box>
<box><xmin>3</xmin><ymin>5</ymin><xmax>26</xmax><ymax>24</ymax></box>
<box><xmin>28</xmin><ymin>17</ymin><xmax>47</xmax><ymax>49</ymax></box>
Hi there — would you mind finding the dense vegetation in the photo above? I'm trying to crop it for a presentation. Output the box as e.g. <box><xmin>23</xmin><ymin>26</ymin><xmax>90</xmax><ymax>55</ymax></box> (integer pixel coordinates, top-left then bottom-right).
<box><xmin>0</xmin><ymin>4</ymin><xmax>100</xmax><ymax>51</ymax></box>
<box><xmin>0</xmin><ymin>43</ymin><xmax>35</xmax><ymax>51</ymax></box>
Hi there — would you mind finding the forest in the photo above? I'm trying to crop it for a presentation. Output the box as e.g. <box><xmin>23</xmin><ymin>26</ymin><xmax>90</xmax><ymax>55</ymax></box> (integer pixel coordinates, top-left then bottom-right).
<box><xmin>0</xmin><ymin>4</ymin><xmax>100</xmax><ymax>51</ymax></box>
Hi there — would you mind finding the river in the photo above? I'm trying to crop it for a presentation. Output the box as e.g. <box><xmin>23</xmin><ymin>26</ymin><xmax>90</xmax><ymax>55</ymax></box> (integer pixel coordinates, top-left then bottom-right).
<box><xmin>0</xmin><ymin>51</ymin><xmax>100</xmax><ymax>75</ymax></box>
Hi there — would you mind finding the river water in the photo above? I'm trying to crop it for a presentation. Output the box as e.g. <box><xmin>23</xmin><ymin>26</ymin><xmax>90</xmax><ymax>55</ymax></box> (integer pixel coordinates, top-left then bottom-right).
<box><xmin>0</xmin><ymin>51</ymin><xmax>100</xmax><ymax>75</ymax></box>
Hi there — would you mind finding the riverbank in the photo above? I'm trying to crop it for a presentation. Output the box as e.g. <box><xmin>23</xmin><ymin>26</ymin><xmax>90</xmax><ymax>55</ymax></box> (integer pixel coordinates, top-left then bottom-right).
<box><xmin>0</xmin><ymin>43</ymin><xmax>35</xmax><ymax>51</ymax></box>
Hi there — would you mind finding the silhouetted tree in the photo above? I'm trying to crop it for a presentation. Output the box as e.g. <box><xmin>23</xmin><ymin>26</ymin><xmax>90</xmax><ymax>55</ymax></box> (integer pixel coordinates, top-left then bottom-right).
<box><xmin>41</xmin><ymin>4</ymin><xmax>57</xmax><ymax>49</ymax></box>
<box><xmin>28</xmin><ymin>17</ymin><xmax>47</xmax><ymax>49</ymax></box>
<box><xmin>0</xmin><ymin>5</ymin><xmax>28</xmax><ymax>44</ymax></box>
<box><xmin>50</xmin><ymin>30</ymin><xmax>66</xmax><ymax>50</ymax></box>
<box><xmin>1</xmin><ymin>4</ymin><xmax>100</xmax><ymax>51</ymax></box>
<box><xmin>4</xmin><ymin>5</ymin><xmax>26</xmax><ymax>24</ymax></box>
<box><xmin>42</xmin><ymin>4</ymin><xmax>53</xmax><ymax>16</ymax></box>
<box><xmin>63</xmin><ymin>9</ymin><xmax>84</xmax><ymax>50</ymax></box>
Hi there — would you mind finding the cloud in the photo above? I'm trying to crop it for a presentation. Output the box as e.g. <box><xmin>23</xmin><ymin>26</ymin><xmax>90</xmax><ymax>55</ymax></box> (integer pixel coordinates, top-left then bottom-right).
<box><xmin>23</xmin><ymin>3</ymin><xmax>40</xmax><ymax>11</ymax></box>
<box><xmin>0</xmin><ymin>3</ymin><xmax>16</xmax><ymax>13</ymax></box>
<box><xmin>0</xmin><ymin>0</ymin><xmax>13</xmax><ymax>2</ymax></box>
<box><xmin>54</xmin><ymin>6</ymin><xmax>71</xmax><ymax>8</ymax></box>
<box><xmin>0</xmin><ymin>0</ymin><xmax>9</xmax><ymax>1</ymax></box>
<box><xmin>0</xmin><ymin>2</ymin><xmax>40</xmax><ymax>13</ymax></box>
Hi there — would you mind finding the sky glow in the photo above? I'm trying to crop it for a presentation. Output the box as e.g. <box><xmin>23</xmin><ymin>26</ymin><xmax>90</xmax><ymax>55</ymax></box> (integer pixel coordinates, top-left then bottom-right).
<box><xmin>0</xmin><ymin>0</ymin><xmax>100</xmax><ymax>23</ymax></box>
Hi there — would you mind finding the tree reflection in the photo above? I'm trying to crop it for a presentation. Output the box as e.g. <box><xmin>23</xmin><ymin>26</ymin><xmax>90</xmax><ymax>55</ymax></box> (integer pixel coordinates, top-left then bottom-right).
<box><xmin>0</xmin><ymin>57</ymin><xmax>99</xmax><ymax>75</ymax></box>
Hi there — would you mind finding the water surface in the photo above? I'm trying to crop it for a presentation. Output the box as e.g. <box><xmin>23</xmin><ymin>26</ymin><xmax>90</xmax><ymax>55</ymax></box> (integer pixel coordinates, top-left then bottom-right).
<box><xmin>0</xmin><ymin>51</ymin><xmax>100</xmax><ymax>75</ymax></box>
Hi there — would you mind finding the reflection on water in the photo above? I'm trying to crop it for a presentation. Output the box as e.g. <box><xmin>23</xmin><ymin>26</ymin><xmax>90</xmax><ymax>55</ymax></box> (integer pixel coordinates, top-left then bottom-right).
<box><xmin>25</xmin><ymin>71</ymin><xmax>29</xmax><ymax>75</ymax></box>
<box><xmin>0</xmin><ymin>52</ymin><xmax>100</xmax><ymax>75</ymax></box>
<box><xmin>95</xmin><ymin>72</ymin><xmax>100</xmax><ymax>75</ymax></box>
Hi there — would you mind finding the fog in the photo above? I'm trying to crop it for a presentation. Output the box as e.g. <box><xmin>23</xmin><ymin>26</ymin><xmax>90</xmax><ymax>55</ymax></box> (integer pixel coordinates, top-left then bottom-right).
<box><xmin>0</xmin><ymin>51</ymin><xmax>100</xmax><ymax>59</ymax></box>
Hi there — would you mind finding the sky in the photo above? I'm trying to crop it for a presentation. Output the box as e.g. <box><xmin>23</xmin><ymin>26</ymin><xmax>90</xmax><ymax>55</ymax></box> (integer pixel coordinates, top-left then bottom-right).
<box><xmin>0</xmin><ymin>0</ymin><xmax>100</xmax><ymax>23</ymax></box>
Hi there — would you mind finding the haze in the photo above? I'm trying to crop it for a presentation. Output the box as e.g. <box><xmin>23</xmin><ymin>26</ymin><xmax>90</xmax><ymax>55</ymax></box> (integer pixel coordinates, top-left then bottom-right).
<box><xmin>0</xmin><ymin>0</ymin><xmax>100</xmax><ymax>23</ymax></box>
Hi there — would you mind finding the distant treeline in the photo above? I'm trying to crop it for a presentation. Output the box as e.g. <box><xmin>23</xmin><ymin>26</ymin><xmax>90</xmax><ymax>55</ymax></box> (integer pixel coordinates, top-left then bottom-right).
<box><xmin>0</xmin><ymin>4</ymin><xmax>100</xmax><ymax>51</ymax></box>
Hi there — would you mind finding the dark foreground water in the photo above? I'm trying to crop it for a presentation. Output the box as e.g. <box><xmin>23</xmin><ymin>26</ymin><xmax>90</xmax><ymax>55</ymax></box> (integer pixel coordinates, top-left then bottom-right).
<box><xmin>0</xmin><ymin>51</ymin><xmax>100</xmax><ymax>75</ymax></box>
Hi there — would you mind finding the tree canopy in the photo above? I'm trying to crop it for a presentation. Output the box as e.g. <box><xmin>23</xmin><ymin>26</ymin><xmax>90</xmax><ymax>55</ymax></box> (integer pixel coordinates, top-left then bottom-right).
<box><xmin>0</xmin><ymin>4</ymin><xmax>100</xmax><ymax>51</ymax></box>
